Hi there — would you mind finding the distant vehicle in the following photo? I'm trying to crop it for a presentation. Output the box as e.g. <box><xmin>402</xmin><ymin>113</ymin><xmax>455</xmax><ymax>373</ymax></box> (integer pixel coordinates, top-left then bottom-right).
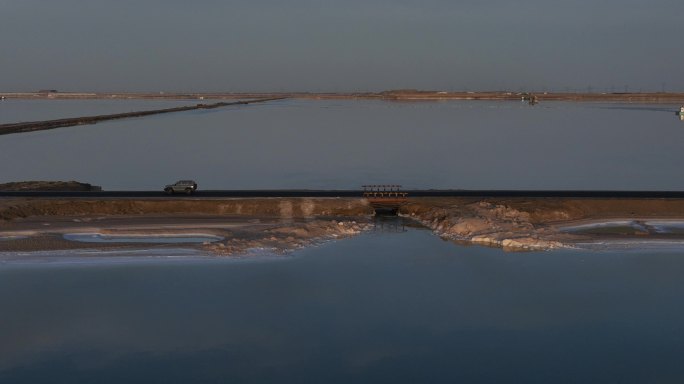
<box><xmin>164</xmin><ymin>180</ymin><xmax>198</xmax><ymax>195</ymax></box>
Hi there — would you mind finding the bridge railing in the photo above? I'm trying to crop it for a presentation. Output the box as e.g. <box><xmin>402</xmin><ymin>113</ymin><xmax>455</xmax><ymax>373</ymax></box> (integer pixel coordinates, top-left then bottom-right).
<box><xmin>362</xmin><ymin>185</ymin><xmax>409</xmax><ymax>199</ymax></box>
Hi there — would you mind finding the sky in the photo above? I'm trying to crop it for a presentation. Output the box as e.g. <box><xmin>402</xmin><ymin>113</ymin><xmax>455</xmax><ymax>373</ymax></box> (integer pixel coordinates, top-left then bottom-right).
<box><xmin>1</xmin><ymin>0</ymin><xmax>682</xmax><ymax>92</ymax></box>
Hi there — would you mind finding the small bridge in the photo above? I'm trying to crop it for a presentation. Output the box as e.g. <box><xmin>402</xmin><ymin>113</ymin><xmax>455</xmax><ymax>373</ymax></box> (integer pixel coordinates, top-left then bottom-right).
<box><xmin>362</xmin><ymin>185</ymin><xmax>409</xmax><ymax>215</ymax></box>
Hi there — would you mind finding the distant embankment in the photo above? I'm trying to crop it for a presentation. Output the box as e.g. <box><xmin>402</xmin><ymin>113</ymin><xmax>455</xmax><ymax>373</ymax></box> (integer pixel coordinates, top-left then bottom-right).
<box><xmin>0</xmin><ymin>97</ymin><xmax>286</xmax><ymax>136</ymax></box>
<box><xmin>2</xmin><ymin>91</ymin><xmax>684</xmax><ymax>103</ymax></box>
<box><xmin>0</xmin><ymin>181</ymin><xmax>101</xmax><ymax>192</ymax></box>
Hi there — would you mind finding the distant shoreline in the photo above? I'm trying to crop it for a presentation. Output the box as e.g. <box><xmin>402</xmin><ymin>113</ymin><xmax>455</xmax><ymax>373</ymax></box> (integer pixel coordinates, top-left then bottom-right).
<box><xmin>2</xmin><ymin>91</ymin><xmax>684</xmax><ymax>104</ymax></box>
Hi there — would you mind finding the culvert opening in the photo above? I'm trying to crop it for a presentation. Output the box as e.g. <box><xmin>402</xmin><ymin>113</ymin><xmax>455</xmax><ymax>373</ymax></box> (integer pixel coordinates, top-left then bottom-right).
<box><xmin>373</xmin><ymin>207</ymin><xmax>399</xmax><ymax>216</ymax></box>
<box><xmin>363</xmin><ymin>185</ymin><xmax>408</xmax><ymax>217</ymax></box>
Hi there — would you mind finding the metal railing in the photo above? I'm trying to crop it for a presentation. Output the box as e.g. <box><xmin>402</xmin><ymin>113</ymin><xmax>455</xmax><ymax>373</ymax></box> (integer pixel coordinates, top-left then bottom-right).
<box><xmin>362</xmin><ymin>185</ymin><xmax>409</xmax><ymax>199</ymax></box>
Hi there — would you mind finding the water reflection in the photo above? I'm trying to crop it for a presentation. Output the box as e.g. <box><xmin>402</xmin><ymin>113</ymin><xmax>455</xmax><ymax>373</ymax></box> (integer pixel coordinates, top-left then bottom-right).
<box><xmin>2</xmin><ymin>100</ymin><xmax>684</xmax><ymax>190</ymax></box>
<box><xmin>371</xmin><ymin>216</ymin><xmax>408</xmax><ymax>233</ymax></box>
<box><xmin>2</xmin><ymin>229</ymin><xmax>684</xmax><ymax>382</ymax></box>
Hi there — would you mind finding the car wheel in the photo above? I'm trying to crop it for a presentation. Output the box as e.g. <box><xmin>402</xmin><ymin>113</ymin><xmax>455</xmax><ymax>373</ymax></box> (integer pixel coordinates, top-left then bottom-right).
<box><xmin>185</xmin><ymin>188</ymin><xmax>193</xmax><ymax>195</ymax></box>
<box><xmin>165</xmin><ymin>188</ymin><xmax>173</xmax><ymax>195</ymax></box>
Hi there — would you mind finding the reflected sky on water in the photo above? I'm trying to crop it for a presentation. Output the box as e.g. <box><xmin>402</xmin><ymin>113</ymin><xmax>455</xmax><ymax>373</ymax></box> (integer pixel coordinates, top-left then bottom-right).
<box><xmin>2</xmin><ymin>228</ymin><xmax>684</xmax><ymax>383</ymax></box>
<box><xmin>1</xmin><ymin>99</ymin><xmax>684</xmax><ymax>190</ymax></box>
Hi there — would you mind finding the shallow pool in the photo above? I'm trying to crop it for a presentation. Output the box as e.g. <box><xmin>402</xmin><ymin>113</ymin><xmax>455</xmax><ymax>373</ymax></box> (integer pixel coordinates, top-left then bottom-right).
<box><xmin>63</xmin><ymin>233</ymin><xmax>223</xmax><ymax>244</ymax></box>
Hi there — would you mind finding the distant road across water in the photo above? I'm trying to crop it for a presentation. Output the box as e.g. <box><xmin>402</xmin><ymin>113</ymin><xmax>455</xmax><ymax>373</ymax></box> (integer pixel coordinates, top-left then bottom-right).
<box><xmin>3</xmin><ymin>190</ymin><xmax>684</xmax><ymax>198</ymax></box>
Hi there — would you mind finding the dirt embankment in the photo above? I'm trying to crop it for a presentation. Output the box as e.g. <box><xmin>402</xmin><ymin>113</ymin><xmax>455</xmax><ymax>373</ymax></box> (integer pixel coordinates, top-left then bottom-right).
<box><xmin>401</xmin><ymin>198</ymin><xmax>684</xmax><ymax>251</ymax></box>
<box><xmin>6</xmin><ymin>197</ymin><xmax>684</xmax><ymax>253</ymax></box>
<box><xmin>0</xmin><ymin>198</ymin><xmax>373</xmax><ymax>222</ymax></box>
<box><xmin>0</xmin><ymin>181</ymin><xmax>101</xmax><ymax>192</ymax></box>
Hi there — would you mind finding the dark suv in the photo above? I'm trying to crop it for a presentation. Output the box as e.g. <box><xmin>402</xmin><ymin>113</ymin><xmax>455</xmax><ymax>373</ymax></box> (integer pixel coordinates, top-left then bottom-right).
<box><xmin>164</xmin><ymin>180</ymin><xmax>198</xmax><ymax>195</ymax></box>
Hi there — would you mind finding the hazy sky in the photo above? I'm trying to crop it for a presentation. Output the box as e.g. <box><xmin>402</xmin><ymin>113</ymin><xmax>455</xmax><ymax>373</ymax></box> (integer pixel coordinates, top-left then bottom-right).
<box><xmin>1</xmin><ymin>0</ymin><xmax>682</xmax><ymax>92</ymax></box>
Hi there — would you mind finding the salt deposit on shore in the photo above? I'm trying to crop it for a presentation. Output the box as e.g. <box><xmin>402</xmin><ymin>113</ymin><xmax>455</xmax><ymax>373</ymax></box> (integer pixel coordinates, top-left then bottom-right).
<box><xmin>5</xmin><ymin>197</ymin><xmax>684</xmax><ymax>255</ymax></box>
<box><xmin>0</xmin><ymin>212</ymin><xmax>373</xmax><ymax>257</ymax></box>
<box><xmin>400</xmin><ymin>198</ymin><xmax>684</xmax><ymax>251</ymax></box>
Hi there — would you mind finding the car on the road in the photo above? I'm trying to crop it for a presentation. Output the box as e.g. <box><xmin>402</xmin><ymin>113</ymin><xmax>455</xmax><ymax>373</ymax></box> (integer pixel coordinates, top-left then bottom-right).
<box><xmin>164</xmin><ymin>180</ymin><xmax>198</xmax><ymax>195</ymax></box>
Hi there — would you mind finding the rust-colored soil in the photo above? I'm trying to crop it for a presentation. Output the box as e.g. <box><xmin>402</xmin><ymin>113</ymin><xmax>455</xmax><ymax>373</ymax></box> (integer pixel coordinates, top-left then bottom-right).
<box><xmin>0</xmin><ymin>198</ymin><xmax>372</xmax><ymax>222</ymax></box>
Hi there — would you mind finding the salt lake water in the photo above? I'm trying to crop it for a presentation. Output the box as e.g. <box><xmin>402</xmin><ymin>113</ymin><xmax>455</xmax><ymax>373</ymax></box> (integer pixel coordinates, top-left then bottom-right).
<box><xmin>2</xmin><ymin>227</ymin><xmax>684</xmax><ymax>383</ymax></box>
<box><xmin>2</xmin><ymin>99</ymin><xmax>684</xmax><ymax>382</ymax></box>
<box><xmin>1</xmin><ymin>99</ymin><xmax>683</xmax><ymax>190</ymax></box>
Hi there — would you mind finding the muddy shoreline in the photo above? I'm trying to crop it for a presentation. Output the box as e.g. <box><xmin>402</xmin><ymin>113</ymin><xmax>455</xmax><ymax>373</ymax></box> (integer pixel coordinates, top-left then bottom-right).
<box><xmin>402</xmin><ymin>197</ymin><xmax>684</xmax><ymax>250</ymax></box>
<box><xmin>0</xmin><ymin>198</ymin><xmax>374</xmax><ymax>257</ymax></box>
<box><xmin>4</xmin><ymin>197</ymin><xmax>684</xmax><ymax>255</ymax></box>
<box><xmin>0</xmin><ymin>215</ymin><xmax>372</xmax><ymax>257</ymax></box>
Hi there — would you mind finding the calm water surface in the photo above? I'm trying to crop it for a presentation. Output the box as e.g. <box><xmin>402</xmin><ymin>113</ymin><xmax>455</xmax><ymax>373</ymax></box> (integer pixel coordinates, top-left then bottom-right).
<box><xmin>1</xmin><ymin>99</ymin><xmax>683</xmax><ymax>190</ymax></box>
<box><xmin>2</xmin><ymin>99</ymin><xmax>684</xmax><ymax>382</ymax></box>
<box><xmin>2</xmin><ymin>227</ymin><xmax>684</xmax><ymax>383</ymax></box>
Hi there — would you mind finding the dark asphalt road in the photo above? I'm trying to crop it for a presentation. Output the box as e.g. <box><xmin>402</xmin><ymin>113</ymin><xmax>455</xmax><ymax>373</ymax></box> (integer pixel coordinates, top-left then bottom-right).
<box><xmin>3</xmin><ymin>190</ymin><xmax>684</xmax><ymax>198</ymax></box>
